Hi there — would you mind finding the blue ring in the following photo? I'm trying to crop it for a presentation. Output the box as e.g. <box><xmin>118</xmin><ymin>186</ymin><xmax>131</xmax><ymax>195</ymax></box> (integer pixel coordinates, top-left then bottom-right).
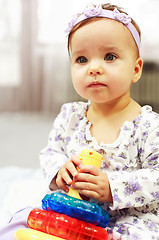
<box><xmin>42</xmin><ymin>192</ymin><xmax>109</xmax><ymax>228</ymax></box>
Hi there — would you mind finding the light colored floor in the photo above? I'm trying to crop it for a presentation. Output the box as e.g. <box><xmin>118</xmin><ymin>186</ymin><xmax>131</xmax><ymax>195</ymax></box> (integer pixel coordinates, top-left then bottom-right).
<box><xmin>0</xmin><ymin>112</ymin><xmax>54</xmax><ymax>168</ymax></box>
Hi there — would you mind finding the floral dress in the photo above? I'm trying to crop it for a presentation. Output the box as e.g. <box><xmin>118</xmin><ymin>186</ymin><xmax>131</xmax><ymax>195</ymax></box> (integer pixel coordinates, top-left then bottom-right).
<box><xmin>40</xmin><ymin>101</ymin><xmax>159</xmax><ymax>240</ymax></box>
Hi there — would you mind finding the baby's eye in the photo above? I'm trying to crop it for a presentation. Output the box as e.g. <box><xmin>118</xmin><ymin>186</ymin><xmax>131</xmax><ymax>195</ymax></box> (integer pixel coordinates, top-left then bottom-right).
<box><xmin>76</xmin><ymin>56</ymin><xmax>88</xmax><ymax>64</ymax></box>
<box><xmin>104</xmin><ymin>53</ymin><xmax>116</xmax><ymax>61</ymax></box>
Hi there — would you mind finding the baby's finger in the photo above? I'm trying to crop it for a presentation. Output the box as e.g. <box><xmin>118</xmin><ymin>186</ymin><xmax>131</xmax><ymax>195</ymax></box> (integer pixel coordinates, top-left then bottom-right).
<box><xmin>78</xmin><ymin>165</ymin><xmax>100</xmax><ymax>176</ymax></box>
<box><xmin>71</xmin><ymin>155</ymin><xmax>83</xmax><ymax>169</ymax></box>
<box><xmin>79</xmin><ymin>188</ymin><xmax>100</xmax><ymax>200</ymax></box>
<box><xmin>73</xmin><ymin>181</ymin><xmax>102</xmax><ymax>200</ymax></box>
<box><xmin>56</xmin><ymin>175</ymin><xmax>69</xmax><ymax>193</ymax></box>
<box><xmin>61</xmin><ymin>170</ymin><xmax>73</xmax><ymax>185</ymax></box>
<box><xmin>73</xmin><ymin>172</ymin><xmax>96</xmax><ymax>184</ymax></box>
<box><xmin>65</xmin><ymin>160</ymin><xmax>78</xmax><ymax>177</ymax></box>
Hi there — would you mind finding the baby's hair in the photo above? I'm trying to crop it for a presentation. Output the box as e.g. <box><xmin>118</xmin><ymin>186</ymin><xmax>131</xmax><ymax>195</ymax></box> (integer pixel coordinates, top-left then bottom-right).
<box><xmin>67</xmin><ymin>3</ymin><xmax>141</xmax><ymax>53</ymax></box>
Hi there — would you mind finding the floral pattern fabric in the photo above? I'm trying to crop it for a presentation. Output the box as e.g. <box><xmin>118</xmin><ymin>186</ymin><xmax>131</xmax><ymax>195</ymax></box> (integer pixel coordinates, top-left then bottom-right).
<box><xmin>40</xmin><ymin>101</ymin><xmax>159</xmax><ymax>239</ymax></box>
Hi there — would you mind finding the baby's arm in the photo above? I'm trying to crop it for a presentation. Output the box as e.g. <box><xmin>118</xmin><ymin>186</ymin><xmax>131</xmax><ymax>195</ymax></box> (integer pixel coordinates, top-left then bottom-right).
<box><xmin>107</xmin><ymin>128</ymin><xmax>159</xmax><ymax>210</ymax></box>
<box><xmin>40</xmin><ymin>104</ymin><xmax>71</xmax><ymax>187</ymax></box>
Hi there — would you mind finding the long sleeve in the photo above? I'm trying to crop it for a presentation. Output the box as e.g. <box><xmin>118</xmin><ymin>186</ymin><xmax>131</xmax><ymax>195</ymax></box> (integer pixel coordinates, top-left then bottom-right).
<box><xmin>39</xmin><ymin>101</ymin><xmax>91</xmax><ymax>187</ymax></box>
<box><xmin>40</xmin><ymin>104</ymin><xmax>70</xmax><ymax>186</ymax></box>
<box><xmin>107</xmin><ymin>123</ymin><xmax>159</xmax><ymax>211</ymax></box>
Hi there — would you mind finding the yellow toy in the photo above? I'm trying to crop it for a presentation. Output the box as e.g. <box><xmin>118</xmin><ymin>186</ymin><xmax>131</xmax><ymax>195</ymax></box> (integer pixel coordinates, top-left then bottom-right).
<box><xmin>15</xmin><ymin>228</ymin><xmax>64</xmax><ymax>240</ymax></box>
<box><xmin>68</xmin><ymin>149</ymin><xmax>103</xmax><ymax>199</ymax></box>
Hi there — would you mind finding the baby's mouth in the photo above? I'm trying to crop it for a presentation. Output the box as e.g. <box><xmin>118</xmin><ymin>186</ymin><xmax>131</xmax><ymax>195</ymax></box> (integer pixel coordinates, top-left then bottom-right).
<box><xmin>88</xmin><ymin>81</ymin><xmax>107</xmax><ymax>88</ymax></box>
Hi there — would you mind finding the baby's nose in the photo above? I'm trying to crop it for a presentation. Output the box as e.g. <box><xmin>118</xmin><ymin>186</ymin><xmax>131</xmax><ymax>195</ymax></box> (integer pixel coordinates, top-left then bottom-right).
<box><xmin>88</xmin><ymin>64</ymin><xmax>104</xmax><ymax>75</ymax></box>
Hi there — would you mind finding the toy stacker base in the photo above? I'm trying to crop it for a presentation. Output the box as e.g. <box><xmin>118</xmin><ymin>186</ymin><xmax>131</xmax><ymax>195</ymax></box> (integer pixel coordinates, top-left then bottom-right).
<box><xmin>15</xmin><ymin>228</ymin><xmax>65</xmax><ymax>240</ymax></box>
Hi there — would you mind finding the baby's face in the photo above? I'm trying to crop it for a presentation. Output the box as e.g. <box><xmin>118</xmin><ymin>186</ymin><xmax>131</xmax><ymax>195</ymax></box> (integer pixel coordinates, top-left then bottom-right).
<box><xmin>70</xmin><ymin>19</ymin><xmax>142</xmax><ymax>104</ymax></box>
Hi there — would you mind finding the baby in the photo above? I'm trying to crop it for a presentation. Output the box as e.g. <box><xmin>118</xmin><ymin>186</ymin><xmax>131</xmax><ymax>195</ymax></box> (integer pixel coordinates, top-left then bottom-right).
<box><xmin>40</xmin><ymin>3</ymin><xmax>159</xmax><ymax>239</ymax></box>
<box><xmin>0</xmin><ymin>3</ymin><xmax>158</xmax><ymax>240</ymax></box>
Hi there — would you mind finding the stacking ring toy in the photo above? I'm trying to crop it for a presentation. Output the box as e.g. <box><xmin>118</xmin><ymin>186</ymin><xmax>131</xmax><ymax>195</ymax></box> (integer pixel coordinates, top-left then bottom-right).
<box><xmin>27</xmin><ymin>208</ymin><xmax>108</xmax><ymax>240</ymax></box>
<box><xmin>42</xmin><ymin>150</ymin><xmax>109</xmax><ymax>228</ymax></box>
<box><xmin>15</xmin><ymin>150</ymin><xmax>109</xmax><ymax>240</ymax></box>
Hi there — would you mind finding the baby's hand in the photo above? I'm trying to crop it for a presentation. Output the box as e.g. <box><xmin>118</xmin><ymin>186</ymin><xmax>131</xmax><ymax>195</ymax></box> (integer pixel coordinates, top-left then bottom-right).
<box><xmin>56</xmin><ymin>155</ymin><xmax>82</xmax><ymax>193</ymax></box>
<box><xmin>71</xmin><ymin>165</ymin><xmax>113</xmax><ymax>202</ymax></box>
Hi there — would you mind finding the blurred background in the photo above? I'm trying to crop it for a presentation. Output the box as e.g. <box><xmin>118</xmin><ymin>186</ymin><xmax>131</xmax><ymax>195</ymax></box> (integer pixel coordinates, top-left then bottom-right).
<box><xmin>0</xmin><ymin>0</ymin><xmax>159</xmax><ymax>168</ymax></box>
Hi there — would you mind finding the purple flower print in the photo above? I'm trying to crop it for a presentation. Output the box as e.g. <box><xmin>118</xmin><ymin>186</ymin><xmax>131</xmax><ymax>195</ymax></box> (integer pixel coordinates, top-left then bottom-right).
<box><xmin>116</xmin><ymin>223</ymin><xmax>126</xmax><ymax>234</ymax></box>
<box><xmin>143</xmin><ymin>131</ymin><xmax>148</xmax><ymax>137</ymax></box>
<box><xmin>61</xmin><ymin>147</ymin><xmax>65</xmax><ymax>152</ymax></box>
<box><xmin>124</xmin><ymin>180</ymin><xmax>142</xmax><ymax>196</ymax></box>
<box><xmin>113</xmin><ymin>193</ymin><xmax>121</xmax><ymax>203</ymax></box>
<box><xmin>66</xmin><ymin>136</ymin><xmax>71</xmax><ymax>141</ymax></box>
<box><xmin>142</xmin><ymin>131</ymin><xmax>148</xmax><ymax>141</ymax></box>
<box><xmin>118</xmin><ymin>152</ymin><xmax>127</xmax><ymax>159</ymax></box>
<box><xmin>45</xmin><ymin>148</ymin><xmax>53</xmax><ymax>157</ymax></box>
<box><xmin>55</xmin><ymin>134</ymin><xmax>61</xmax><ymax>142</ymax></box>
<box><xmin>115</xmin><ymin>165</ymin><xmax>121</xmax><ymax>171</ymax></box>
<box><xmin>133</xmin><ymin>217</ymin><xmax>139</xmax><ymax>224</ymax></box>
<box><xmin>62</xmin><ymin>112</ymin><xmax>66</xmax><ymax>118</ymax></box>
<box><xmin>149</xmin><ymin>142</ymin><xmax>158</xmax><ymax>152</ymax></box>
<box><xmin>101</xmin><ymin>161</ymin><xmax>110</xmax><ymax>169</ymax></box>
<box><xmin>123</xmin><ymin>125</ymin><xmax>131</xmax><ymax>131</ymax></box>
<box><xmin>75</xmin><ymin>123</ymin><xmax>79</xmax><ymax>128</ymax></box>
<box><xmin>132</xmin><ymin>116</ymin><xmax>141</xmax><ymax>129</ymax></box>
<box><xmin>129</xmin><ymin>233</ymin><xmax>141</xmax><ymax>240</ymax></box>
<box><xmin>141</xmin><ymin>131</ymin><xmax>149</xmax><ymax>143</ymax></box>
<box><xmin>125</xmin><ymin>201</ymin><xmax>132</xmax><ymax>207</ymax></box>
<box><xmin>77</xmin><ymin>113</ymin><xmax>83</xmax><ymax>121</ymax></box>
<box><xmin>143</xmin><ymin>120</ymin><xmax>151</xmax><ymax>128</ymax></box>
<box><xmin>148</xmin><ymin>155</ymin><xmax>158</xmax><ymax>166</ymax></box>
<box><xmin>61</xmin><ymin>105</ymin><xmax>67</xmax><ymax>118</ymax></box>
<box><xmin>65</xmin><ymin>136</ymin><xmax>71</xmax><ymax>145</ymax></box>
<box><xmin>137</xmin><ymin>148</ymin><xmax>144</xmax><ymax>159</ymax></box>
<box><xmin>151</xmin><ymin>191</ymin><xmax>159</xmax><ymax>201</ymax></box>
<box><xmin>154</xmin><ymin>178</ymin><xmax>159</xmax><ymax>186</ymax></box>
<box><xmin>71</xmin><ymin>105</ymin><xmax>76</xmax><ymax>113</ymax></box>
<box><xmin>135</xmin><ymin>196</ymin><xmax>145</xmax><ymax>204</ymax></box>
<box><xmin>144</xmin><ymin>221</ymin><xmax>158</xmax><ymax>232</ymax></box>
<box><xmin>124</xmin><ymin>186</ymin><xmax>134</xmax><ymax>195</ymax></box>
<box><xmin>138</xmin><ymin>148</ymin><xmax>143</xmax><ymax>155</ymax></box>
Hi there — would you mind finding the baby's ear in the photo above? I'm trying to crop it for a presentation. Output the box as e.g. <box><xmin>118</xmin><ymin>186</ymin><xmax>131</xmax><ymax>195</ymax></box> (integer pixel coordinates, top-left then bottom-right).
<box><xmin>133</xmin><ymin>57</ymin><xmax>143</xmax><ymax>83</ymax></box>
